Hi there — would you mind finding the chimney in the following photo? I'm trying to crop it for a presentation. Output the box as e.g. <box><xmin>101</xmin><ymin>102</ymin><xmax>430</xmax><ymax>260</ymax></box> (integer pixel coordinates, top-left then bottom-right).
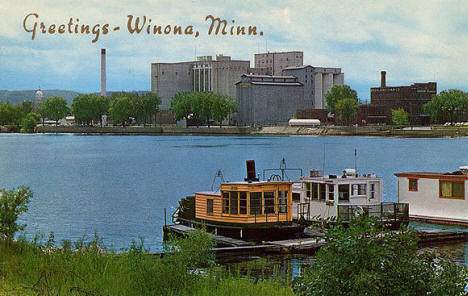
<box><xmin>101</xmin><ymin>48</ymin><xmax>107</xmax><ymax>97</ymax></box>
<box><xmin>244</xmin><ymin>160</ymin><xmax>259</xmax><ymax>182</ymax></box>
<box><xmin>380</xmin><ymin>71</ymin><xmax>386</xmax><ymax>87</ymax></box>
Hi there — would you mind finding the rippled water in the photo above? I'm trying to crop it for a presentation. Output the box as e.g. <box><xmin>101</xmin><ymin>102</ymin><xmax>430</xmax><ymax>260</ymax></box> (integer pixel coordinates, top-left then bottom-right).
<box><xmin>0</xmin><ymin>134</ymin><xmax>467</xmax><ymax>255</ymax></box>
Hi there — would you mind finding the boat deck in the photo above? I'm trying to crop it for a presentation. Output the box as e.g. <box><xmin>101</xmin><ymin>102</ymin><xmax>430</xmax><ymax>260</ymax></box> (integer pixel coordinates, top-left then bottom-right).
<box><xmin>164</xmin><ymin>224</ymin><xmax>250</xmax><ymax>247</ymax></box>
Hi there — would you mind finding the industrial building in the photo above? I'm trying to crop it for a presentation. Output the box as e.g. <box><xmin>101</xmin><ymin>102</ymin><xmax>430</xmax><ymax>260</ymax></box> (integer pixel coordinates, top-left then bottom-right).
<box><xmin>151</xmin><ymin>54</ymin><xmax>250</xmax><ymax>110</ymax></box>
<box><xmin>282</xmin><ymin>65</ymin><xmax>344</xmax><ymax>109</ymax></box>
<box><xmin>254</xmin><ymin>51</ymin><xmax>303</xmax><ymax>75</ymax></box>
<box><xmin>360</xmin><ymin>71</ymin><xmax>437</xmax><ymax>125</ymax></box>
<box><xmin>235</xmin><ymin>74</ymin><xmax>304</xmax><ymax>126</ymax></box>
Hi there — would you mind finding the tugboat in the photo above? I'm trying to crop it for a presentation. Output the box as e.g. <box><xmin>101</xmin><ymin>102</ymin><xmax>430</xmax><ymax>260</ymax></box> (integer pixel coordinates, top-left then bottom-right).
<box><xmin>170</xmin><ymin>160</ymin><xmax>305</xmax><ymax>242</ymax></box>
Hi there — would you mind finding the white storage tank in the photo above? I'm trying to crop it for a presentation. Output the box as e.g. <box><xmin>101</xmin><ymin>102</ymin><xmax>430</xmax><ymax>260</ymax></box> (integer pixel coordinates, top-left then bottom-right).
<box><xmin>289</xmin><ymin>119</ymin><xmax>321</xmax><ymax>126</ymax></box>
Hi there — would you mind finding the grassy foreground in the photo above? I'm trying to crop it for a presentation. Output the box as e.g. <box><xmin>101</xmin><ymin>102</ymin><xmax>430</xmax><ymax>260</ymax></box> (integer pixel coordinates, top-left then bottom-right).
<box><xmin>0</xmin><ymin>233</ymin><xmax>293</xmax><ymax>296</ymax></box>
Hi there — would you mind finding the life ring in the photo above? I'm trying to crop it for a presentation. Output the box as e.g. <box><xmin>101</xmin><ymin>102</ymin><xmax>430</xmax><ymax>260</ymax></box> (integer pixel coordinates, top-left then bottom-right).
<box><xmin>354</xmin><ymin>206</ymin><xmax>364</xmax><ymax>216</ymax></box>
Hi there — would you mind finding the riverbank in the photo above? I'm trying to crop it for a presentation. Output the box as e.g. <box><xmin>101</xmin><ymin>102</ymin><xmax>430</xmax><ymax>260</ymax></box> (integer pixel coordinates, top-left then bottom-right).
<box><xmin>33</xmin><ymin>125</ymin><xmax>468</xmax><ymax>138</ymax></box>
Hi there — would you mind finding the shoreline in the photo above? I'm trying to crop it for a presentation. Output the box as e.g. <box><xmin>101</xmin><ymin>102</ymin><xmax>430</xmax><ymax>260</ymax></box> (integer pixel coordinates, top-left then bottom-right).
<box><xmin>29</xmin><ymin>125</ymin><xmax>468</xmax><ymax>138</ymax></box>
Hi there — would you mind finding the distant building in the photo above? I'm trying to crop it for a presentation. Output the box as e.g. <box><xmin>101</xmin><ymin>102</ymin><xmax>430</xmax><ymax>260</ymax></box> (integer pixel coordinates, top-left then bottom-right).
<box><xmin>282</xmin><ymin>65</ymin><xmax>344</xmax><ymax>109</ymax></box>
<box><xmin>235</xmin><ymin>74</ymin><xmax>304</xmax><ymax>126</ymax></box>
<box><xmin>362</xmin><ymin>71</ymin><xmax>437</xmax><ymax>125</ymax></box>
<box><xmin>254</xmin><ymin>51</ymin><xmax>303</xmax><ymax>75</ymax></box>
<box><xmin>35</xmin><ymin>86</ymin><xmax>43</xmax><ymax>104</ymax></box>
<box><xmin>151</xmin><ymin>54</ymin><xmax>250</xmax><ymax>110</ymax></box>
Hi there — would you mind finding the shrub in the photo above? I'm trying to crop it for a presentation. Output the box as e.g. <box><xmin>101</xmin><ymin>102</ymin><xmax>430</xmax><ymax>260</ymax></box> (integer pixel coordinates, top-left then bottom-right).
<box><xmin>0</xmin><ymin>187</ymin><xmax>33</xmax><ymax>243</ymax></box>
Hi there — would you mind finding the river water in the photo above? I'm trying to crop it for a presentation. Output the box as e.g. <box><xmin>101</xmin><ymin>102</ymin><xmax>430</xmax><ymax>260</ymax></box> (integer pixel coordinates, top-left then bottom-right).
<box><xmin>0</xmin><ymin>134</ymin><xmax>466</xmax><ymax>262</ymax></box>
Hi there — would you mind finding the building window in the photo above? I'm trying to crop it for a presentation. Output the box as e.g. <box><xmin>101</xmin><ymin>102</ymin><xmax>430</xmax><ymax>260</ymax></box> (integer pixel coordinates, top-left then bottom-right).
<box><xmin>264</xmin><ymin>191</ymin><xmax>275</xmax><ymax>214</ymax></box>
<box><xmin>370</xmin><ymin>183</ymin><xmax>376</xmax><ymax>199</ymax></box>
<box><xmin>230</xmin><ymin>191</ymin><xmax>238</xmax><ymax>215</ymax></box>
<box><xmin>306</xmin><ymin>183</ymin><xmax>311</xmax><ymax>198</ymax></box>
<box><xmin>352</xmin><ymin>184</ymin><xmax>367</xmax><ymax>196</ymax></box>
<box><xmin>239</xmin><ymin>192</ymin><xmax>247</xmax><ymax>215</ymax></box>
<box><xmin>175</xmin><ymin>72</ymin><xmax>178</xmax><ymax>75</ymax></box>
<box><xmin>409</xmin><ymin>178</ymin><xmax>418</xmax><ymax>191</ymax></box>
<box><xmin>292</xmin><ymin>192</ymin><xmax>300</xmax><ymax>201</ymax></box>
<box><xmin>207</xmin><ymin>199</ymin><xmax>213</xmax><ymax>215</ymax></box>
<box><xmin>222</xmin><ymin>192</ymin><xmax>229</xmax><ymax>214</ymax></box>
<box><xmin>250</xmin><ymin>192</ymin><xmax>262</xmax><ymax>215</ymax></box>
<box><xmin>328</xmin><ymin>184</ymin><xmax>334</xmax><ymax>200</ymax></box>
<box><xmin>161</xmin><ymin>71</ymin><xmax>164</xmax><ymax>75</ymax></box>
<box><xmin>439</xmin><ymin>180</ymin><xmax>465</xmax><ymax>199</ymax></box>
<box><xmin>279</xmin><ymin>191</ymin><xmax>288</xmax><ymax>213</ymax></box>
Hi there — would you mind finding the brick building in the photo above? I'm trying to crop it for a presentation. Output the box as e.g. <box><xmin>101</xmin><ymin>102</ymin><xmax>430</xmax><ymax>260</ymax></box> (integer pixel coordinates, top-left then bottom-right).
<box><xmin>360</xmin><ymin>71</ymin><xmax>437</xmax><ymax>125</ymax></box>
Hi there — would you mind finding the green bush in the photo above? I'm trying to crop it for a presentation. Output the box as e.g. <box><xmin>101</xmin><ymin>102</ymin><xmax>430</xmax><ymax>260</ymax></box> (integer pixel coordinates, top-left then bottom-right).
<box><xmin>0</xmin><ymin>187</ymin><xmax>33</xmax><ymax>243</ymax></box>
<box><xmin>293</xmin><ymin>216</ymin><xmax>468</xmax><ymax>296</ymax></box>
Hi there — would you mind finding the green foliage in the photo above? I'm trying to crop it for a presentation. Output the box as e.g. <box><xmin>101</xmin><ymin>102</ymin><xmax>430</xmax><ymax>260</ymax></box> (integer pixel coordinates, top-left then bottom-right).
<box><xmin>325</xmin><ymin>85</ymin><xmax>359</xmax><ymax>114</ymax></box>
<box><xmin>109</xmin><ymin>96</ymin><xmax>135</xmax><ymax>126</ymax></box>
<box><xmin>20</xmin><ymin>112</ymin><xmax>40</xmax><ymax>133</ymax></box>
<box><xmin>171</xmin><ymin>92</ymin><xmax>236</xmax><ymax>126</ymax></box>
<box><xmin>293</xmin><ymin>216</ymin><xmax>468</xmax><ymax>296</ymax></box>
<box><xmin>424</xmin><ymin>89</ymin><xmax>468</xmax><ymax>124</ymax></box>
<box><xmin>0</xmin><ymin>187</ymin><xmax>33</xmax><ymax>242</ymax></box>
<box><xmin>335</xmin><ymin>97</ymin><xmax>358</xmax><ymax>125</ymax></box>
<box><xmin>72</xmin><ymin>94</ymin><xmax>109</xmax><ymax>126</ymax></box>
<box><xmin>391</xmin><ymin>107</ymin><xmax>409</xmax><ymax>125</ymax></box>
<box><xmin>42</xmin><ymin>96</ymin><xmax>70</xmax><ymax>125</ymax></box>
<box><xmin>0</xmin><ymin>228</ymin><xmax>292</xmax><ymax>296</ymax></box>
<box><xmin>134</xmin><ymin>93</ymin><xmax>161</xmax><ymax>126</ymax></box>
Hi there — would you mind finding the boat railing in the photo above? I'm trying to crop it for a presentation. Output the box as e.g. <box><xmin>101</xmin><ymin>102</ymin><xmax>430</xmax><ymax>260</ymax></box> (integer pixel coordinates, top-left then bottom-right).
<box><xmin>337</xmin><ymin>203</ymin><xmax>409</xmax><ymax>223</ymax></box>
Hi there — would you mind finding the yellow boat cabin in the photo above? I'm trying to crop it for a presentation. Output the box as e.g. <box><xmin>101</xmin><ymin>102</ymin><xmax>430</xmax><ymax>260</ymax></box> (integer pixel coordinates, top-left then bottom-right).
<box><xmin>195</xmin><ymin>181</ymin><xmax>293</xmax><ymax>225</ymax></box>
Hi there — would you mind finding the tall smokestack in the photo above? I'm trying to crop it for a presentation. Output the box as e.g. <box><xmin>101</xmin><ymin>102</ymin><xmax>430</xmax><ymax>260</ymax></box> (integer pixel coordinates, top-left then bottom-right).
<box><xmin>380</xmin><ymin>71</ymin><xmax>386</xmax><ymax>87</ymax></box>
<box><xmin>101</xmin><ymin>48</ymin><xmax>106</xmax><ymax>97</ymax></box>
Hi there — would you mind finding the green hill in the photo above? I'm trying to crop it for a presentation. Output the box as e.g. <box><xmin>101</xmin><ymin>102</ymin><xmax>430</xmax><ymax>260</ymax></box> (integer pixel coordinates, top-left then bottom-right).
<box><xmin>0</xmin><ymin>89</ymin><xmax>81</xmax><ymax>105</ymax></box>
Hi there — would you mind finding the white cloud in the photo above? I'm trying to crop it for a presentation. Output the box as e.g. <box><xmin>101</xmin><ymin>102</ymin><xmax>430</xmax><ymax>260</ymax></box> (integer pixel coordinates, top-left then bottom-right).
<box><xmin>0</xmin><ymin>0</ymin><xmax>468</xmax><ymax>98</ymax></box>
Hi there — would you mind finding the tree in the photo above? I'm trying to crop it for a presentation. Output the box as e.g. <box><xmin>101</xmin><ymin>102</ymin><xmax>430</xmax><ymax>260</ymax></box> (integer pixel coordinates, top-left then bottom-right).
<box><xmin>335</xmin><ymin>98</ymin><xmax>358</xmax><ymax>125</ymax></box>
<box><xmin>293</xmin><ymin>216</ymin><xmax>468</xmax><ymax>296</ymax></box>
<box><xmin>0</xmin><ymin>102</ymin><xmax>18</xmax><ymax>125</ymax></box>
<box><xmin>391</xmin><ymin>108</ymin><xmax>409</xmax><ymax>125</ymax></box>
<box><xmin>109</xmin><ymin>96</ymin><xmax>134</xmax><ymax>126</ymax></box>
<box><xmin>325</xmin><ymin>85</ymin><xmax>358</xmax><ymax>114</ymax></box>
<box><xmin>42</xmin><ymin>96</ymin><xmax>70</xmax><ymax>125</ymax></box>
<box><xmin>21</xmin><ymin>112</ymin><xmax>40</xmax><ymax>133</ymax></box>
<box><xmin>0</xmin><ymin>187</ymin><xmax>33</xmax><ymax>244</ymax></box>
<box><xmin>134</xmin><ymin>93</ymin><xmax>161</xmax><ymax>126</ymax></box>
<box><xmin>424</xmin><ymin>89</ymin><xmax>468</xmax><ymax>124</ymax></box>
<box><xmin>72</xmin><ymin>94</ymin><xmax>109</xmax><ymax>126</ymax></box>
<box><xmin>170</xmin><ymin>92</ymin><xmax>236</xmax><ymax>126</ymax></box>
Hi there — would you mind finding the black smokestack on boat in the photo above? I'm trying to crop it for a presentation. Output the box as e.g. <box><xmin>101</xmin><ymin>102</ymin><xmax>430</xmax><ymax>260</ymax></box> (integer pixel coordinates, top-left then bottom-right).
<box><xmin>245</xmin><ymin>160</ymin><xmax>259</xmax><ymax>182</ymax></box>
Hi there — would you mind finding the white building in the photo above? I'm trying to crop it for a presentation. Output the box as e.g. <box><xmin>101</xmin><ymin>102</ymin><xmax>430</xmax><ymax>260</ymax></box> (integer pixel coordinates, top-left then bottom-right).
<box><xmin>292</xmin><ymin>169</ymin><xmax>384</xmax><ymax>221</ymax></box>
<box><xmin>395</xmin><ymin>167</ymin><xmax>468</xmax><ymax>226</ymax></box>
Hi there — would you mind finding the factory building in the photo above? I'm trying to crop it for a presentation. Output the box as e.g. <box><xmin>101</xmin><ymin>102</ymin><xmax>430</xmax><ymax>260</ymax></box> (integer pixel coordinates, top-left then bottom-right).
<box><xmin>151</xmin><ymin>55</ymin><xmax>250</xmax><ymax>110</ymax></box>
<box><xmin>360</xmin><ymin>71</ymin><xmax>437</xmax><ymax>125</ymax></box>
<box><xmin>236</xmin><ymin>74</ymin><xmax>304</xmax><ymax>126</ymax></box>
<box><xmin>254</xmin><ymin>51</ymin><xmax>303</xmax><ymax>75</ymax></box>
<box><xmin>282</xmin><ymin>65</ymin><xmax>344</xmax><ymax>109</ymax></box>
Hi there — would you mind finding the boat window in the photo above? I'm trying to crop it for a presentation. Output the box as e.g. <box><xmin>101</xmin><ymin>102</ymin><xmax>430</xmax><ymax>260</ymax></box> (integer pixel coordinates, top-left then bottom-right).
<box><xmin>306</xmin><ymin>183</ymin><xmax>311</xmax><ymax>198</ymax></box>
<box><xmin>250</xmin><ymin>192</ymin><xmax>262</xmax><ymax>215</ymax></box>
<box><xmin>222</xmin><ymin>192</ymin><xmax>229</xmax><ymax>214</ymax></box>
<box><xmin>409</xmin><ymin>178</ymin><xmax>418</xmax><ymax>191</ymax></box>
<box><xmin>440</xmin><ymin>181</ymin><xmax>465</xmax><ymax>199</ymax></box>
<box><xmin>319</xmin><ymin>184</ymin><xmax>326</xmax><ymax>201</ymax></box>
<box><xmin>239</xmin><ymin>192</ymin><xmax>247</xmax><ymax>215</ymax></box>
<box><xmin>279</xmin><ymin>191</ymin><xmax>288</xmax><ymax>213</ymax></box>
<box><xmin>370</xmin><ymin>183</ymin><xmax>376</xmax><ymax>199</ymax></box>
<box><xmin>264</xmin><ymin>191</ymin><xmax>275</xmax><ymax>214</ymax></box>
<box><xmin>352</xmin><ymin>184</ymin><xmax>367</xmax><ymax>196</ymax></box>
<box><xmin>207</xmin><ymin>199</ymin><xmax>213</xmax><ymax>215</ymax></box>
<box><xmin>328</xmin><ymin>184</ymin><xmax>334</xmax><ymax>200</ymax></box>
<box><xmin>311</xmin><ymin>183</ymin><xmax>319</xmax><ymax>200</ymax></box>
<box><xmin>338</xmin><ymin>184</ymin><xmax>350</xmax><ymax>201</ymax></box>
<box><xmin>292</xmin><ymin>192</ymin><xmax>300</xmax><ymax>201</ymax></box>
<box><xmin>230</xmin><ymin>191</ymin><xmax>238</xmax><ymax>215</ymax></box>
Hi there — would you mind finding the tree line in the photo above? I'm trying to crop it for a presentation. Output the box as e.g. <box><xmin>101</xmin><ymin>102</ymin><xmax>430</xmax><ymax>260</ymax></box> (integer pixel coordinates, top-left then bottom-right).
<box><xmin>171</xmin><ymin>92</ymin><xmax>236</xmax><ymax>127</ymax></box>
<box><xmin>0</xmin><ymin>92</ymin><xmax>162</xmax><ymax>131</ymax></box>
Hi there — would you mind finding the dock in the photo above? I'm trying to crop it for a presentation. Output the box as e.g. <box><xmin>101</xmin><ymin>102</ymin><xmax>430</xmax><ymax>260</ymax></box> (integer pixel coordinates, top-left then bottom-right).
<box><xmin>164</xmin><ymin>223</ymin><xmax>468</xmax><ymax>256</ymax></box>
<box><xmin>163</xmin><ymin>224</ymin><xmax>250</xmax><ymax>247</ymax></box>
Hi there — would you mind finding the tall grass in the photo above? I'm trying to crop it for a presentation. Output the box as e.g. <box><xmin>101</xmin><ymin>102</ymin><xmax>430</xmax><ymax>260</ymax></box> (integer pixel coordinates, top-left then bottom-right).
<box><xmin>0</xmin><ymin>231</ymin><xmax>293</xmax><ymax>296</ymax></box>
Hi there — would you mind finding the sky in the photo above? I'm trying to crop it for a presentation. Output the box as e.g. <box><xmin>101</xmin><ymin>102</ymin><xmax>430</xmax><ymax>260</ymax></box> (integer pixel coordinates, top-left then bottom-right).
<box><xmin>1</xmin><ymin>0</ymin><xmax>468</xmax><ymax>102</ymax></box>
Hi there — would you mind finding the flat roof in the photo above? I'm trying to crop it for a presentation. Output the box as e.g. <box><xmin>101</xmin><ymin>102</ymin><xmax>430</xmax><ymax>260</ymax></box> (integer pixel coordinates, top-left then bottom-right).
<box><xmin>222</xmin><ymin>181</ymin><xmax>293</xmax><ymax>185</ymax></box>
<box><xmin>242</xmin><ymin>74</ymin><xmax>297</xmax><ymax>79</ymax></box>
<box><xmin>195</xmin><ymin>191</ymin><xmax>221</xmax><ymax>196</ymax></box>
<box><xmin>395</xmin><ymin>172</ymin><xmax>468</xmax><ymax>180</ymax></box>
